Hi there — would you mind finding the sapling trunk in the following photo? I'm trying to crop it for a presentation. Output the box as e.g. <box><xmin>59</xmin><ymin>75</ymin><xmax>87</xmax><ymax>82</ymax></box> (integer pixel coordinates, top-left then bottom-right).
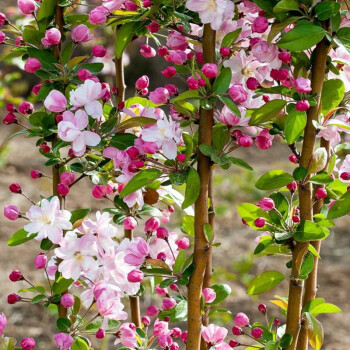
<box><xmin>297</xmin><ymin>139</ymin><xmax>331</xmax><ymax>349</ymax></box>
<box><xmin>285</xmin><ymin>38</ymin><xmax>330</xmax><ymax>350</ymax></box>
<box><xmin>114</xmin><ymin>29</ymin><xmax>141</xmax><ymax>327</ymax></box>
<box><xmin>187</xmin><ymin>24</ymin><xmax>216</xmax><ymax>350</ymax></box>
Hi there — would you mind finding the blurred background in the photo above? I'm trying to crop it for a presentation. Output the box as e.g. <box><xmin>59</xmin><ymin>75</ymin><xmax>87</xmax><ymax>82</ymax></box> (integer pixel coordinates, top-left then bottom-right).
<box><xmin>0</xmin><ymin>1</ymin><xmax>350</xmax><ymax>349</ymax></box>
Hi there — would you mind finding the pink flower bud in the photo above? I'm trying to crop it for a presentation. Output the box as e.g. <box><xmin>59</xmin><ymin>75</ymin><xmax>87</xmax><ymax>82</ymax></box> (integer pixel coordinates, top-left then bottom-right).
<box><xmin>9</xmin><ymin>270</ymin><xmax>23</xmax><ymax>282</ymax></box>
<box><xmin>6</xmin><ymin>104</ymin><xmax>16</xmax><ymax>112</ymax></box>
<box><xmin>0</xmin><ymin>12</ymin><xmax>8</xmax><ymax>27</ymax></box>
<box><xmin>4</xmin><ymin>205</ymin><xmax>20</xmax><ymax>220</ymax></box>
<box><xmin>96</xmin><ymin>328</ymin><xmax>105</xmax><ymax>339</ymax></box>
<box><xmin>41</xmin><ymin>28</ymin><xmax>61</xmax><ymax>47</ymax></box>
<box><xmin>146</xmin><ymin>305</ymin><xmax>159</xmax><ymax>317</ymax></box>
<box><xmin>19</xmin><ymin>101</ymin><xmax>34</xmax><ymax>115</ymax></box>
<box><xmin>238</xmin><ymin>135</ymin><xmax>253</xmax><ymax>148</ymax></box>
<box><xmin>145</xmin><ymin>217</ymin><xmax>160</xmax><ymax>234</ymax></box>
<box><xmin>278</xmin><ymin>68</ymin><xmax>289</xmax><ymax>81</ymax></box>
<box><xmin>292</xmin><ymin>215</ymin><xmax>300</xmax><ymax>223</ymax></box>
<box><xmin>161</xmin><ymin>66</ymin><xmax>177</xmax><ymax>78</ymax></box>
<box><xmin>340</xmin><ymin>172</ymin><xmax>350</xmax><ymax>181</ymax></box>
<box><xmin>125</xmin><ymin>0</ymin><xmax>138</xmax><ymax>10</ymax></box>
<box><xmin>0</xmin><ymin>313</ymin><xmax>7</xmax><ymax>336</ymax></box>
<box><xmin>202</xmin><ymin>288</ymin><xmax>216</xmax><ymax>303</ymax></box>
<box><xmin>32</xmin><ymin>84</ymin><xmax>41</xmax><ymax>95</ymax></box>
<box><xmin>171</xmin><ymin>328</ymin><xmax>182</xmax><ymax>338</ymax></box>
<box><xmin>156</xmin><ymin>227</ymin><xmax>169</xmax><ymax>239</ymax></box>
<box><xmin>149</xmin><ymin>88</ymin><xmax>170</xmax><ymax>104</ymax></box>
<box><xmin>251</xmin><ymin>327</ymin><xmax>263</xmax><ymax>339</ymax></box>
<box><xmin>20</xmin><ymin>337</ymin><xmax>35</xmax><ymax>350</ymax></box>
<box><xmin>258</xmin><ymin>303</ymin><xmax>267</xmax><ymax>314</ymax></box>
<box><xmin>3</xmin><ymin>113</ymin><xmax>17</xmax><ymax>125</ymax></box>
<box><xmin>296</xmin><ymin>100</ymin><xmax>310</xmax><ymax>112</ymax></box>
<box><xmin>44</xmin><ymin>90</ymin><xmax>67</xmax><ymax>113</ymax></box>
<box><xmin>57</xmin><ymin>183</ymin><xmax>70</xmax><ymax>197</ymax></box>
<box><xmin>127</xmin><ymin>269</ymin><xmax>144</xmax><ymax>282</ymax></box>
<box><xmin>24</xmin><ymin>58</ymin><xmax>41</xmax><ymax>73</ymax></box>
<box><xmin>229</xmin><ymin>84</ymin><xmax>248</xmax><ymax>103</ymax></box>
<box><xmin>220</xmin><ymin>46</ymin><xmax>231</xmax><ymax>57</ymax></box>
<box><xmin>254</xmin><ymin>217</ymin><xmax>266</xmax><ymax>228</ymax></box>
<box><xmin>34</xmin><ymin>253</ymin><xmax>47</xmax><ymax>269</ymax></box>
<box><xmin>92</xmin><ymin>45</ymin><xmax>106</xmax><ymax>58</ymax></box>
<box><xmin>315</xmin><ymin>188</ymin><xmax>327</xmax><ymax>199</ymax></box>
<box><xmin>176</xmin><ymin>153</ymin><xmax>186</xmax><ymax>162</ymax></box>
<box><xmin>181</xmin><ymin>331</ymin><xmax>187</xmax><ymax>342</ymax></box>
<box><xmin>229</xmin><ymin>340</ymin><xmax>240</xmax><ymax>348</ymax></box>
<box><xmin>71</xmin><ymin>24</ymin><xmax>93</xmax><ymax>43</ymax></box>
<box><xmin>18</xmin><ymin>0</ymin><xmax>36</xmax><ymax>15</ymax></box>
<box><xmin>273</xmin><ymin>318</ymin><xmax>281</xmax><ymax>326</ymax></box>
<box><xmin>258</xmin><ymin>197</ymin><xmax>275</xmax><ymax>211</ymax></box>
<box><xmin>7</xmin><ymin>293</ymin><xmax>21</xmax><ymax>304</ymax></box>
<box><xmin>162</xmin><ymin>297</ymin><xmax>176</xmax><ymax>310</ymax></box>
<box><xmin>252</xmin><ymin>16</ymin><xmax>269</xmax><ymax>33</ymax></box>
<box><xmin>196</xmin><ymin>52</ymin><xmax>203</xmax><ymax>64</ymax></box>
<box><xmin>289</xmin><ymin>154</ymin><xmax>298</xmax><ymax>163</ymax></box>
<box><xmin>142</xmin><ymin>316</ymin><xmax>150</xmax><ymax>326</ymax></box>
<box><xmin>77</xmin><ymin>69</ymin><xmax>93</xmax><ymax>82</ymax></box>
<box><xmin>278</xmin><ymin>52</ymin><xmax>291</xmax><ymax>64</ymax></box>
<box><xmin>295</xmin><ymin>77</ymin><xmax>312</xmax><ymax>93</ymax></box>
<box><xmin>164</xmin><ymin>84</ymin><xmax>178</xmax><ymax>96</ymax></box>
<box><xmin>89</xmin><ymin>6</ymin><xmax>109</xmax><ymax>25</ymax></box>
<box><xmin>30</xmin><ymin>170</ymin><xmax>42</xmax><ymax>179</ymax></box>
<box><xmin>201</xmin><ymin>63</ymin><xmax>218</xmax><ymax>78</ymax></box>
<box><xmin>60</xmin><ymin>172</ymin><xmax>75</xmax><ymax>186</ymax></box>
<box><xmin>140</xmin><ymin>44</ymin><xmax>156</xmax><ymax>58</ymax></box>
<box><xmin>287</xmin><ymin>181</ymin><xmax>297</xmax><ymax>192</ymax></box>
<box><xmin>170</xmin><ymin>283</ymin><xmax>178</xmax><ymax>291</ymax></box>
<box><xmin>246</xmin><ymin>77</ymin><xmax>260</xmax><ymax>90</ymax></box>
<box><xmin>92</xmin><ymin>185</ymin><xmax>105</xmax><ymax>199</ymax></box>
<box><xmin>175</xmin><ymin>237</ymin><xmax>190</xmax><ymax>250</ymax></box>
<box><xmin>9</xmin><ymin>183</ymin><xmax>21</xmax><ymax>193</ymax></box>
<box><xmin>232</xmin><ymin>326</ymin><xmax>243</xmax><ymax>335</ymax></box>
<box><xmin>158</xmin><ymin>46</ymin><xmax>169</xmax><ymax>56</ymax></box>
<box><xmin>187</xmin><ymin>76</ymin><xmax>199</xmax><ymax>90</ymax></box>
<box><xmin>155</xmin><ymin>285</ymin><xmax>167</xmax><ymax>296</ymax></box>
<box><xmin>147</xmin><ymin>21</ymin><xmax>160</xmax><ymax>33</ymax></box>
<box><xmin>61</xmin><ymin>293</ymin><xmax>74</xmax><ymax>308</ymax></box>
<box><xmin>157</xmin><ymin>252</ymin><xmax>167</xmax><ymax>261</ymax></box>
<box><xmin>234</xmin><ymin>312</ymin><xmax>250</xmax><ymax>327</ymax></box>
<box><xmin>135</xmin><ymin>75</ymin><xmax>149</xmax><ymax>90</ymax></box>
<box><xmin>123</xmin><ymin>216</ymin><xmax>138</xmax><ymax>230</ymax></box>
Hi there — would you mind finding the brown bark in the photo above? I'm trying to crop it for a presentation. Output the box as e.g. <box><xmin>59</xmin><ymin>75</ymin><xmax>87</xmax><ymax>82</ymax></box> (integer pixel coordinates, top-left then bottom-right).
<box><xmin>285</xmin><ymin>37</ymin><xmax>330</xmax><ymax>350</ymax></box>
<box><xmin>187</xmin><ymin>24</ymin><xmax>216</xmax><ymax>350</ymax></box>
<box><xmin>297</xmin><ymin>139</ymin><xmax>330</xmax><ymax>349</ymax></box>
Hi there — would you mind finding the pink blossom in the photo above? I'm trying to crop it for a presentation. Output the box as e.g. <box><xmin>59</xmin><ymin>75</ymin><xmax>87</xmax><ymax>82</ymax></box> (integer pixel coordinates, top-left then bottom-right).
<box><xmin>60</xmin><ymin>172</ymin><xmax>75</xmax><ymax>186</ymax></box>
<box><xmin>127</xmin><ymin>269</ymin><xmax>144</xmax><ymax>282</ymax></box>
<box><xmin>162</xmin><ymin>297</ymin><xmax>176</xmax><ymax>310</ymax></box>
<box><xmin>124</xmin><ymin>237</ymin><xmax>150</xmax><ymax>266</ymax></box>
<box><xmin>41</xmin><ymin>28</ymin><xmax>61</xmax><ymax>46</ymax></box>
<box><xmin>34</xmin><ymin>253</ymin><xmax>47</xmax><ymax>269</ymax></box>
<box><xmin>168</xmin><ymin>50</ymin><xmax>188</xmax><ymax>65</ymax></box>
<box><xmin>44</xmin><ymin>90</ymin><xmax>67</xmax><ymax>113</ymax></box>
<box><xmin>92</xmin><ymin>45</ymin><xmax>107</xmax><ymax>57</ymax></box>
<box><xmin>255</xmin><ymin>128</ymin><xmax>274</xmax><ymax>150</ymax></box>
<box><xmin>89</xmin><ymin>6</ymin><xmax>109</xmax><ymax>25</ymax></box>
<box><xmin>153</xmin><ymin>319</ymin><xmax>171</xmax><ymax>337</ymax></box>
<box><xmin>203</xmin><ymin>288</ymin><xmax>216</xmax><ymax>303</ymax></box>
<box><xmin>252</xmin><ymin>16</ymin><xmax>269</xmax><ymax>33</ymax></box>
<box><xmin>251</xmin><ymin>41</ymin><xmax>278</xmax><ymax>63</ymax></box>
<box><xmin>53</xmin><ymin>333</ymin><xmax>74</xmax><ymax>350</ymax></box>
<box><xmin>339</xmin><ymin>155</ymin><xmax>350</xmax><ymax>182</ymax></box>
<box><xmin>71</xmin><ymin>24</ymin><xmax>94</xmax><ymax>43</ymax></box>
<box><xmin>175</xmin><ymin>237</ymin><xmax>190</xmax><ymax>250</ymax></box>
<box><xmin>114</xmin><ymin>323</ymin><xmax>137</xmax><ymax>348</ymax></box>
<box><xmin>57</xmin><ymin>110</ymin><xmax>101</xmax><ymax>157</ymax></box>
<box><xmin>258</xmin><ymin>197</ymin><xmax>275</xmax><ymax>211</ymax></box>
<box><xmin>234</xmin><ymin>312</ymin><xmax>250</xmax><ymax>327</ymax></box>
<box><xmin>123</xmin><ymin>216</ymin><xmax>137</xmax><ymax>230</ymax></box>
<box><xmin>24</xmin><ymin>58</ymin><xmax>41</xmax><ymax>73</ymax></box>
<box><xmin>18</xmin><ymin>0</ymin><xmax>35</xmax><ymax>15</ymax></box>
<box><xmin>251</xmin><ymin>327</ymin><xmax>264</xmax><ymax>339</ymax></box>
<box><xmin>201</xmin><ymin>324</ymin><xmax>228</xmax><ymax>345</ymax></box>
<box><xmin>0</xmin><ymin>313</ymin><xmax>6</xmax><ymax>336</ymax></box>
<box><xmin>229</xmin><ymin>84</ymin><xmax>248</xmax><ymax>103</ymax></box>
<box><xmin>296</xmin><ymin>100</ymin><xmax>310</xmax><ymax>111</ymax></box>
<box><xmin>20</xmin><ymin>338</ymin><xmax>35</xmax><ymax>350</ymax></box>
<box><xmin>202</xmin><ymin>63</ymin><xmax>218</xmax><ymax>78</ymax></box>
<box><xmin>61</xmin><ymin>293</ymin><xmax>74</xmax><ymax>308</ymax></box>
<box><xmin>167</xmin><ymin>31</ymin><xmax>188</xmax><ymax>50</ymax></box>
<box><xmin>135</xmin><ymin>75</ymin><xmax>149</xmax><ymax>90</ymax></box>
<box><xmin>295</xmin><ymin>77</ymin><xmax>312</xmax><ymax>93</ymax></box>
<box><xmin>140</xmin><ymin>44</ymin><xmax>156</xmax><ymax>58</ymax></box>
<box><xmin>158</xmin><ymin>335</ymin><xmax>173</xmax><ymax>348</ymax></box>
<box><xmin>317</xmin><ymin>114</ymin><xmax>350</xmax><ymax>146</ymax></box>
<box><xmin>4</xmin><ymin>205</ymin><xmax>20</xmax><ymax>220</ymax></box>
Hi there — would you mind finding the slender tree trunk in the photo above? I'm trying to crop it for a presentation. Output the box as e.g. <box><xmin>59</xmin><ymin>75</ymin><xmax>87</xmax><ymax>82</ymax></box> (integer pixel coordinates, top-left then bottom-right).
<box><xmin>285</xmin><ymin>38</ymin><xmax>330</xmax><ymax>350</ymax></box>
<box><xmin>187</xmin><ymin>24</ymin><xmax>216</xmax><ymax>350</ymax></box>
<box><xmin>297</xmin><ymin>139</ymin><xmax>330</xmax><ymax>349</ymax></box>
<box><xmin>114</xmin><ymin>28</ymin><xmax>141</xmax><ymax>328</ymax></box>
<box><xmin>53</xmin><ymin>1</ymin><xmax>66</xmax><ymax>319</ymax></box>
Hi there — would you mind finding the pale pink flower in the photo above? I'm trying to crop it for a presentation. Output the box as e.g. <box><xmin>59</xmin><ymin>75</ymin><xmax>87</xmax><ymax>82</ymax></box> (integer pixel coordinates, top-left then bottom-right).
<box><xmin>18</xmin><ymin>0</ymin><xmax>35</xmax><ymax>15</ymax></box>
<box><xmin>168</xmin><ymin>50</ymin><xmax>188</xmax><ymax>65</ymax></box>
<box><xmin>89</xmin><ymin>6</ymin><xmax>109</xmax><ymax>25</ymax></box>
<box><xmin>57</xmin><ymin>110</ymin><xmax>101</xmax><ymax>156</ymax></box>
<box><xmin>114</xmin><ymin>323</ymin><xmax>137</xmax><ymax>348</ymax></box>
<box><xmin>24</xmin><ymin>196</ymin><xmax>72</xmax><ymax>244</ymax></box>
<box><xmin>295</xmin><ymin>77</ymin><xmax>312</xmax><ymax>93</ymax></box>
<box><xmin>54</xmin><ymin>333</ymin><xmax>73</xmax><ymax>350</ymax></box>
<box><xmin>317</xmin><ymin>114</ymin><xmax>350</xmax><ymax>146</ymax></box>
<box><xmin>167</xmin><ymin>31</ymin><xmax>188</xmax><ymax>50</ymax></box>
<box><xmin>55</xmin><ymin>231</ymin><xmax>99</xmax><ymax>280</ymax></box>
<box><xmin>215</xmin><ymin>106</ymin><xmax>250</xmax><ymax>127</ymax></box>
<box><xmin>41</xmin><ymin>28</ymin><xmax>61</xmax><ymax>46</ymax></box>
<box><xmin>103</xmin><ymin>0</ymin><xmax>125</xmax><ymax>11</ymax></box>
<box><xmin>0</xmin><ymin>313</ymin><xmax>7</xmax><ymax>336</ymax></box>
<box><xmin>44</xmin><ymin>90</ymin><xmax>67</xmax><ymax>113</ymax></box>
<box><xmin>124</xmin><ymin>237</ymin><xmax>150</xmax><ymax>266</ymax></box>
<box><xmin>153</xmin><ymin>319</ymin><xmax>171</xmax><ymax>337</ymax></box>
<box><xmin>201</xmin><ymin>324</ymin><xmax>228</xmax><ymax>345</ymax></box>
<box><xmin>140</xmin><ymin>44</ymin><xmax>156</xmax><ymax>58</ymax></box>
<box><xmin>141</xmin><ymin>118</ymin><xmax>182</xmax><ymax>159</ymax></box>
<box><xmin>251</xmin><ymin>41</ymin><xmax>278</xmax><ymax>63</ymax></box>
<box><xmin>339</xmin><ymin>154</ymin><xmax>350</xmax><ymax>182</ymax></box>
<box><xmin>149</xmin><ymin>87</ymin><xmax>170</xmax><ymax>104</ymax></box>
<box><xmin>158</xmin><ymin>334</ymin><xmax>173</xmax><ymax>348</ymax></box>
<box><xmin>69</xmin><ymin>79</ymin><xmax>103</xmax><ymax>118</ymax></box>
<box><xmin>234</xmin><ymin>312</ymin><xmax>250</xmax><ymax>327</ymax></box>
<box><xmin>203</xmin><ymin>288</ymin><xmax>216</xmax><ymax>303</ymax></box>
<box><xmin>71</xmin><ymin>24</ymin><xmax>94</xmax><ymax>43</ymax></box>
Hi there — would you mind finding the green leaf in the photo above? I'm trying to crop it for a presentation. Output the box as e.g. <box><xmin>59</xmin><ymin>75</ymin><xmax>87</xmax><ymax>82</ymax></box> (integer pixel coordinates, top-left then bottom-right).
<box><xmin>255</xmin><ymin>170</ymin><xmax>294</xmax><ymax>190</ymax></box>
<box><xmin>120</xmin><ymin>169</ymin><xmax>162</xmax><ymax>198</ymax></box>
<box><xmin>29</xmin><ymin>112</ymin><xmax>55</xmax><ymax>129</ymax></box>
<box><xmin>18</xmin><ymin>286</ymin><xmax>45</xmax><ymax>293</ymax></box>
<box><xmin>80</xmin><ymin>63</ymin><xmax>104</xmax><ymax>74</ymax></box>
<box><xmin>247</xmin><ymin>270</ymin><xmax>285</xmax><ymax>295</ymax></box>
<box><xmin>277</xmin><ymin>23</ymin><xmax>325</xmax><ymax>51</ymax></box>
<box><xmin>221</xmin><ymin>28</ymin><xmax>242</xmax><ymax>47</ymax></box>
<box><xmin>267</xmin><ymin>16</ymin><xmax>300</xmax><ymax>43</ymax></box>
<box><xmin>328</xmin><ymin>190</ymin><xmax>350</xmax><ymax>219</ymax></box>
<box><xmin>213</xmin><ymin>68</ymin><xmax>232</xmax><ymax>94</ymax></box>
<box><xmin>85</xmin><ymin>319</ymin><xmax>120</xmax><ymax>332</ymax></box>
<box><xmin>309</xmin><ymin>173</ymin><xmax>333</xmax><ymax>185</ymax></box>
<box><xmin>8</xmin><ymin>229</ymin><xmax>36</xmax><ymax>247</ymax></box>
<box><xmin>237</xmin><ymin>203</ymin><xmax>270</xmax><ymax>230</ymax></box>
<box><xmin>31</xmin><ymin>294</ymin><xmax>47</xmax><ymax>304</ymax></box>
<box><xmin>203</xmin><ymin>223</ymin><xmax>214</xmax><ymax>243</ymax></box>
<box><xmin>57</xmin><ymin>318</ymin><xmax>72</xmax><ymax>331</ymax></box>
<box><xmin>294</xmin><ymin>221</ymin><xmax>330</xmax><ymax>241</ymax></box>
<box><xmin>52</xmin><ymin>277</ymin><xmax>74</xmax><ymax>294</ymax></box>
<box><xmin>310</xmin><ymin>303</ymin><xmax>341</xmax><ymax>316</ymax></box>
<box><xmin>321</xmin><ymin>79</ymin><xmax>345</xmax><ymax>115</ymax></box>
<box><xmin>280</xmin><ymin>333</ymin><xmax>293</xmax><ymax>348</ymax></box>
<box><xmin>171</xmin><ymin>90</ymin><xmax>199</xmax><ymax>102</ymax></box>
<box><xmin>336</xmin><ymin>27</ymin><xmax>350</xmax><ymax>53</ymax></box>
<box><xmin>252</xmin><ymin>0</ymin><xmax>278</xmax><ymax>16</ymax></box>
<box><xmin>293</xmin><ymin>167</ymin><xmax>307</xmax><ymax>181</ymax></box>
<box><xmin>181</xmin><ymin>215</ymin><xmax>194</xmax><ymax>236</ymax></box>
<box><xmin>115</xmin><ymin>22</ymin><xmax>135</xmax><ymax>59</ymax></box>
<box><xmin>304</xmin><ymin>313</ymin><xmax>324</xmax><ymax>350</ymax></box>
<box><xmin>315</xmin><ymin>1</ymin><xmax>340</xmax><ymax>21</ymax></box>
<box><xmin>273</xmin><ymin>0</ymin><xmax>299</xmax><ymax>13</ymax></box>
<box><xmin>22</xmin><ymin>27</ymin><xmax>44</xmax><ymax>45</ymax></box>
<box><xmin>70</xmin><ymin>209</ymin><xmax>90</xmax><ymax>224</ymax></box>
<box><xmin>212</xmin><ymin>124</ymin><xmax>230</xmax><ymax>154</ymax></box>
<box><xmin>173</xmin><ymin>250</ymin><xmax>186</xmax><ymax>274</ymax></box>
<box><xmin>218</xmin><ymin>96</ymin><xmax>241</xmax><ymax>117</ymax></box>
<box><xmin>182</xmin><ymin>167</ymin><xmax>200</xmax><ymax>209</ymax></box>
<box><xmin>110</xmin><ymin>133</ymin><xmax>137</xmax><ymax>150</ymax></box>
<box><xmin>37</xmin><ymin>0</ymin><xmax>56</xmax><ymax>30</ymax></box>
<box><xmin>230</xmin><ymin>157</ymin><xmax>253</xmax><ymax>171</ymax></box>
<box><xmin>300</xmin><ymin>252</ymin><xmax>314</xmax><ymax>277</ymax></box>
<box><xmin>284</xmin><ymin>110</ymin><xmax>306</xmax><ymax>144</ymax></box>
<box><xmin>72</xmin><ymin>338</ymin><xmax>89</xmax><ymax>350</ymax></box>
<box><xmin>249</xmin><ymin>100</ymin><xmax>286</xmax><ymax>126</ymax></box>
<box><xmin>210</xmin><ymin>284</ymin><xmax>231</xmax><ymax>305</ymax></box>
